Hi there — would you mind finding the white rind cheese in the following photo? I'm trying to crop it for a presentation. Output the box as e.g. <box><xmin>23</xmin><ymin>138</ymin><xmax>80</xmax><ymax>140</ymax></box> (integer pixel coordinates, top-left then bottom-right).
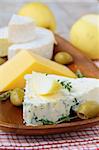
<box><xmin>23</xmin><ymin>72</ymin><xmax>99</xmax><ymax>126</ymax></box>
<box><xmin>8</xmin><ymin>27</ymin><xmax>55</xmax><ymax>59</ymax></box>
<box><xmin>8</xmin><ymin>14</ymin><xmax>36</xmax><ymax>43</ymax></box>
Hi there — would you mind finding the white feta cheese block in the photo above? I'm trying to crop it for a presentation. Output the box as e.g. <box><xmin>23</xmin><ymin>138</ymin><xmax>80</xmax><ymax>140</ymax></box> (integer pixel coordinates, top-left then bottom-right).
<box><xmin>23</xmin><ymin>74</ymin><xmax>75</xmax><ymax>126</ymax></box>
<box><xmin>0</xmin><ymin>27</ymin><xmax>11</xmax><ymax>56</ymax></box>
<box><xmin>8</xmin><ymin>27</ymin><xmax>55</xmax><ymax>59</ymax></box>
<box><xmin>8</xmin><ymin>14</ymin><xmax>36</xmax><ymax>43</ymax></box>
<box><xmin>23</xmin><ymin>72</ymin><xmax>99</xmax><ymax>126</ymax></box>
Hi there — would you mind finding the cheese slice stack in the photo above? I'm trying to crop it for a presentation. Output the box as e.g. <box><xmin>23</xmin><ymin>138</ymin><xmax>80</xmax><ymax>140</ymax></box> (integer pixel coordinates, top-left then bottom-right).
<box><xmin>0</xmin><ymin>27</ymin><xmax>11</xmax><ymax>57</ymax></box>
<box><xmin>8</xmin><ymin>27</ymin><xmax>55</xmax><ymax>59</ymax></box>
<box><xmin>8</xmin><ymin>14</ymin><xmax>36</xmax><ymax>43</ymax></box>
<box><xmin>0</xmin><ymin>50</ymin><xmax>76</xmax><ymax>92</ymax></box>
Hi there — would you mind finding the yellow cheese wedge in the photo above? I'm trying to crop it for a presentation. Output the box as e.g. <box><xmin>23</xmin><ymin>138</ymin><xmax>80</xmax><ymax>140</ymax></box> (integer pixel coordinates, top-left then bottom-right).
<box><xmin>0</xmin><ymin>50</ymin><xmax>76</xmax><ymax>92</ymax></box>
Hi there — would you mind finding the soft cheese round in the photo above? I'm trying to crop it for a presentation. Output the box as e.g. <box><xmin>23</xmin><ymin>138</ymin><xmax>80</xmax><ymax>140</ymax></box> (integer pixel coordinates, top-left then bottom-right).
<box><xmin>8</xmin><ymin>27</ymin><xmax>55</xmax><ymax>59</ymax></box>
<box><xmin>8</xmin><ymin>14</ymin><xmax>36</xmax><ymax>43</ymax></box>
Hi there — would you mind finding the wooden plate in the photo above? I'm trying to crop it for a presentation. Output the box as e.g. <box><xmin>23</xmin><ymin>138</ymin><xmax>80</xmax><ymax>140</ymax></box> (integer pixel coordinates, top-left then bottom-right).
<box><xmin>0</xmin><ymin>34</ymin><xmax>99</xmax><ymax>135</ymax></box>
<box><xmin>0</xmin><ymin>100</ymin><xmax>99</xmax><ymax>135</ymax></box>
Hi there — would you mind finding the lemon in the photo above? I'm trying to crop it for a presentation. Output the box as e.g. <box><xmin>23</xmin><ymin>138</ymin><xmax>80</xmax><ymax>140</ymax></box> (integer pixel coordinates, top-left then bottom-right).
<box><xmin>70</xmin><ymin>14</ymin><xmax>99</xmax><ymax>60</ymax></box>
<box><xmin>18</xmin><ymin>2</ymin><xmax>56</xmax><ymax>31</ymax></box>
<box><xmin>32</xmin><ymin>73</ymin><xmax>61</xmax><ymax>96</ymax></box>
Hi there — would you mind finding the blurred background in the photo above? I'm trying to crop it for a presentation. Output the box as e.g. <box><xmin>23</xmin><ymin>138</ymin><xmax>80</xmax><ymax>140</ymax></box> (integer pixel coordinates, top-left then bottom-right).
<box><xmin>0</xmin><ymin>0</ymin><xmax>98</xmax><ymax>39</ymax></box>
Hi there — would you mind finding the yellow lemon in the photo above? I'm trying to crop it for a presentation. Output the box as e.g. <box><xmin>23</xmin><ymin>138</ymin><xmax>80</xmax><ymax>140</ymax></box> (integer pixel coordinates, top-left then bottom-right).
<box><xmin>18</xmin><ymin>2</ymin><xmax>56</xmax><ymax>31</ymax></box>
<box><xmin>70</xmin><ymin>14</ymin><xmax>99</xmax><ymax>60</ymax></box>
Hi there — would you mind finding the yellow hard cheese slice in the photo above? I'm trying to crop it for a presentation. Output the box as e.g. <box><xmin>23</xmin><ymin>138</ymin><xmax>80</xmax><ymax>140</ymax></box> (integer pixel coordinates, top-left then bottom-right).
<box><xmin>0</xmin><ymin>50</ymin><xmax>76</xmax><ymax>92</ymax></box>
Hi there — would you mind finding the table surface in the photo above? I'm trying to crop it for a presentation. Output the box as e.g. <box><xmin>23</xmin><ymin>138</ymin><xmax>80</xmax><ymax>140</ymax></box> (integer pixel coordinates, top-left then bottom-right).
<box><xmin>0</xmin><ymin>1</ymin><xmax>99</xmax><ymax>149</ymax></box>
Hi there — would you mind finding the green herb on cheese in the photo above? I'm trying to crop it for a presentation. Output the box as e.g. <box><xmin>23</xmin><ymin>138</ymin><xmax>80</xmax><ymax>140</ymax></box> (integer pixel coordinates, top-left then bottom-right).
<box><xmin>73</xmin><ymin>98</ymin><xmax>79</xmax><ymax>106</ymax></box>
<box><xmin>56</xmin><ymin>115</ymin><xmax>77</xmax><ymax>124</ymax></box>
<box><xmin>56</xmin><ymin>115</ymin><xmax>70</xmax><ymax>124</ymax></box>
<box><xmin>57</xmin><ymin>80</ymin><xmax>72</xmax><ymax>92</ymax></box>
<box><xmin>38</xmin><ymin>119</ymin><xmax>54</xmax><ymax>125</ymax></box>
<box><xmin>45</xmin><ymin>73</ymin><xmax>48</xmax><ymax>76</ymax></box>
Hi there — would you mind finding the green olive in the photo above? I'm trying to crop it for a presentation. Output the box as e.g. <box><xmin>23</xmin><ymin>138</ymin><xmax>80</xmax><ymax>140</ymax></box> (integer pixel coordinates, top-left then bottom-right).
<box><xmin>0</xmin><ymin>57</ymin><xmax>6</xmax><ymax>65</ymax></box>
<box><xmin>54</xmin><ymin>52</ymin><xmax>73</xmax><ymax>65</ymax></box>
<box><xmin>10</xmin><ymin>88</ymin><xmax>24</xmax><ymax>106</ymax></box>
<box><xmin>77</xmin><ymin>101</ymin><xmax>99</xmax><ymax>119</ymax></box>
<box><xmin>0</xmin><ymin>91</ymin><xmax>10</xmax><ymax>101</ymax></box>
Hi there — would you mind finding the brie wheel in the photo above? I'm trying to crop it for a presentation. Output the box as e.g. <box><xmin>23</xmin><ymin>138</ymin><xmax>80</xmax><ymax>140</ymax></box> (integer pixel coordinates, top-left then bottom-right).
<box><xmin>8</xmin><ymin>27</ymin><xmax>55</xmax><ymax>59</ymax></box>
<box><xmin>8</xmin><ymin>14</ymin><xmax>36</xmax><ymax>43</ymax></box>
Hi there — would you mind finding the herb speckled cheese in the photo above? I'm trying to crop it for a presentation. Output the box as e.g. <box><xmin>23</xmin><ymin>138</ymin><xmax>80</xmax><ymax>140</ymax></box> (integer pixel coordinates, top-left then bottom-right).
<box><xmin>23</xmin><ymin>73</ymin><xmax>99</xmax><ymax>126</ymax></box>
<box><xmin>23</xmin><ymin>74</ymin><xmax>75</xmax><ymax>126</ymax></box>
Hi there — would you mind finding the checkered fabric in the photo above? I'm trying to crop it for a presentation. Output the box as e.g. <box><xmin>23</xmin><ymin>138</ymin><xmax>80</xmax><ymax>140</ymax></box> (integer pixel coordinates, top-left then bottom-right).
<box><xmin>0</xmin><ymin>125</ymin><xmax>99</xmax><ymax>150</ymax></box>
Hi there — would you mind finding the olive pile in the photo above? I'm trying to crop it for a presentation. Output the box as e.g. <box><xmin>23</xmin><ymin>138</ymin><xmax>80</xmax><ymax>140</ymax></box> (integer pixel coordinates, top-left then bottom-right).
<box><xmin>0</xmin><ymin>88</ymin><xmax>24</xmax><ymax>106</ymax></box>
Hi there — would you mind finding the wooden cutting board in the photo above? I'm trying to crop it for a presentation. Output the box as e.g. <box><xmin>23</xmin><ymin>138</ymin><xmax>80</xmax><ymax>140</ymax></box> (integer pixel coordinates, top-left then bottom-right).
<box><xmin>0</xmin><ymin>34</ymin><xmax>99</xmax><ymax>135</ymax></box>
